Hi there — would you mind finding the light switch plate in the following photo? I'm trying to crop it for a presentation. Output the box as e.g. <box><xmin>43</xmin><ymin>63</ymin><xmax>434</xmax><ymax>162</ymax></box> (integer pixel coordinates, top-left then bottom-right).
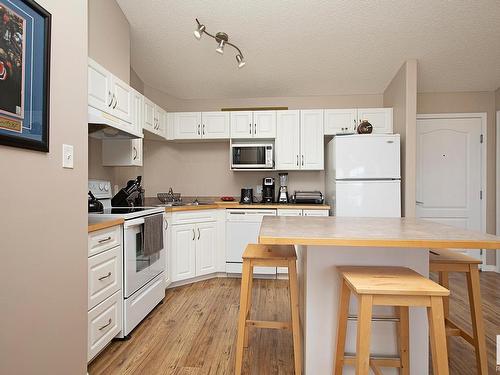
<box><xmin>62</xmin><ymin>144</ymin><xmax>74</xmax><ymax>169</ymax></box>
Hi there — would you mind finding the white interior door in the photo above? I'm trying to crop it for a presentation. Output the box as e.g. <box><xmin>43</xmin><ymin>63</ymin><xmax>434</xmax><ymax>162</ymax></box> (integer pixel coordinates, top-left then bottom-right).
<box><xmin>416</xmin><ymin>115</ymin><xmax>484</xmax><ymax>261</ymax></box>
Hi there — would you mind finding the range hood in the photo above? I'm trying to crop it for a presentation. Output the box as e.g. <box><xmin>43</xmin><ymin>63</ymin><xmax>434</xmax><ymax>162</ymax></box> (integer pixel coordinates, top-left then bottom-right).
<box><xmin>88</xmin><ymin>106</ymin><xmax>142</xmax><ymax>139</ymax></box>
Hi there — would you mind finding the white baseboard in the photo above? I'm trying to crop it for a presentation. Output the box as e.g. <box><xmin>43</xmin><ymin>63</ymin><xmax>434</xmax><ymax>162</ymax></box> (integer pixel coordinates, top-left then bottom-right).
<box><xmin>481</xmin><ymin>264</ymin><xmax>497</xmax><ymax>272</ymax></box>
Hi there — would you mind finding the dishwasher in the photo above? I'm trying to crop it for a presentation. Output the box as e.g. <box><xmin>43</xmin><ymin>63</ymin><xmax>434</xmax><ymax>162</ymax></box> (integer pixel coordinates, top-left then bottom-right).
<box><xmin>226</xmin><ymin>209</ymin><xmax>277</xmax><ymax>275</ymax></box>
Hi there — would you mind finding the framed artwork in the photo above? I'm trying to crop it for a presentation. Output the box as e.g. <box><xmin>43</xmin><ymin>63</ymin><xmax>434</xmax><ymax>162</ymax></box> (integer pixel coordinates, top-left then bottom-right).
<box><xmin>0</xmin><ymin>0</ymin><xmax>50</xmax><ymax>152</ymax></box>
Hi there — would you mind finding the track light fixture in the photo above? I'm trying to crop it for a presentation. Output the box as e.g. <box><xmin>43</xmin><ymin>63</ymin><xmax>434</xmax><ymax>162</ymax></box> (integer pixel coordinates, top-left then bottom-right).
<box><xmin>193</xmin><ymin>18</ymin><xmax>246</xmax><ymax>68</ymax></box>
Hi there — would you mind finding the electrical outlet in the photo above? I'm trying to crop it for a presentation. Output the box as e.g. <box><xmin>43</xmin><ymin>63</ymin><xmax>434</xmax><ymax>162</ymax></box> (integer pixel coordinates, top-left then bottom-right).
<box><xmin>62</xmin><ymin>144</ymin><xmax>74</xmax><ymax>169</ymax></box>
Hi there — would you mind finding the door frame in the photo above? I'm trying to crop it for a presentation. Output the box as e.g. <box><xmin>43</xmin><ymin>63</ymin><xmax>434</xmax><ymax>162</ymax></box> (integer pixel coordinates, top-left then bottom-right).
<box><xmin>416</xmin><ymin>112</ymin><xmax>487</xmax><ymax>267</ymax></box>
<box><xmin>497</xmin><ymin>111</ymin><xmax>500</xmax><ymax>273</ymax></box>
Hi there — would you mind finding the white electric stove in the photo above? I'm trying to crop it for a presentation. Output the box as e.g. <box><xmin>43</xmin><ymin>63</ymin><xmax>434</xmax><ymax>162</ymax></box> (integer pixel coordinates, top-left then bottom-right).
<box><xmin>88</xmin><ymin>179</ymin><xmax>166</xmax><ymax>338</ymax></box>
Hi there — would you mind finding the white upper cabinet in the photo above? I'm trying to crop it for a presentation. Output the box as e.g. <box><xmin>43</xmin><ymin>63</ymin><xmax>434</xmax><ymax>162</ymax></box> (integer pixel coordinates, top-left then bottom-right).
<box><xmin>155</xmin><ymin>106</ymin><xmax>167</xmax><ymax>137</ymax></box>
<box><xmin>174</xmin><ymin>112</ymin><xmax>202</xmax><ymax>139</ymax></box>
<box><xmin>102</xmin><ymin>138</ymin><xmax>142</xmax><ymax>167</ymax></box>
<box><xmin>88</xmin><ymin>59</ymin><xmax>112</xmax><ymax>114</ymax></box>
<box><xmin>324</xmin><ymin>109</ymin><xmax>357</xmax><ymax>135</ymax></box>
<box><xmin>230</xmin><ymin>111</ymin><xmax>254</xmax><ymax>138</ymax></box>
<box><xmin>357</xmin><ymin>108</ymin><xmax>393</xmax><ymax>134</ymax></box>
<box><xmin>253</xmin><ymin>111</ymin><xmax>277</xmax><ymax>138</ymax></box>
<box><xmin>131</xmin><ymin>90</ymin><xmax>143</xmax><ymax>134</ymax></box>
<box><xmin>276</xmin><ymin>110</ymin><xmax>300</xmax><ymax>170</ymax></box>
<box><xmin>230</xmin><ymin>111</ymin><xmax>276</xmax><ymax>139</ymax></box>
<box><xmin>324</xmin><ymin>108</ymin><xmax>393</xmax><ymax>135</ymax></box>
<box><xmin>173</xmin><ymin>112</ymin><xmax>230</xmax><ymax>140</ymax></box>
<box><xmin>202</xmin><ymin>112</ymin><xmax>230</xmax><ymax>139</ymax></box>
<box><xmin>275</xmin><ymin>110</ymin><xmax>324</xmax><ymax>171</ymax></box>
<box><xmin>111</xmin><ymin>76</ymin><xmax>132</xmax><ymax>124</ymax></box>
<box><xmin>300</xmin><ymin>110</ymin><xmax>324</xmax><ymax>170</ymax></box>
<box><xmin>143</xmin><ymin>97</ymin><xmax>155</xmax><ymax>133</ymax></box>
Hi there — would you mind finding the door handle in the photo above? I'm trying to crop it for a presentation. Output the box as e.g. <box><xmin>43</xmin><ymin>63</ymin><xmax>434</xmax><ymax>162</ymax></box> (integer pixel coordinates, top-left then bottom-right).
<box><xmin>202</xmin><ymin>124</ymin><xmax>205</xmax><ymax>136</ymax></box>
<box><xmin>98</xmin><ymin>318</ymin><xmax>112</xmax><ymax>331</ymax></box>
<box><xmin>197</xmin><ymin>228</ymin><xmax>201</xmax><ymax>240</ymax></box>
<box><xmin>296</xmin><ymin>155</ymin><xmax>299</xmax><ymax>166</ymax></box>
<box><xmin>198</xmin><ymin>124</ymin><xmax>200</xmax><ymax>135</ymax></box>
<box><xmin>108</xmin><ymin>91</ymin><xmax>113</xmax><ymax>106</ymax></box>
<box><xmin>98</xmin><ymin>236</ymin><xmax>112</xmax><ymax>244</ymax></box>
<box><xmin>192</xmin><ymin>228</ymin><xmax>196</xmax><ymax>241</ymax></box>
<box><xmin>301</xmin><ymin>155</ymin><xmax>304</xmax><ymax>166</ymax></box>
<box><xmin>112</xmin><ymin>94</ymin><xmax>117</xmax><ymax>109</ymax></box>
<box><xmin>249</xmin><ymin>123</ymin><xmax>252</xmax><ymax>135</ymax></box>
<box><xmin>133</xmin><ymin>147</ymin><xmax>137</xmax><ymax>160</ymax></box>
<box><xmin>164</xmin><ymin>219</ymin><xmax>168</xmax><ymax>230</ymax></box>
<box><xmin>416</xmin><ymin>200</ymin><xmax>424</xmax><ymax>205</ymax></box>
<box><xmin>254</xmin><ymin>123</ymin><xmax>257</xmax><ymax>135</ymax></box>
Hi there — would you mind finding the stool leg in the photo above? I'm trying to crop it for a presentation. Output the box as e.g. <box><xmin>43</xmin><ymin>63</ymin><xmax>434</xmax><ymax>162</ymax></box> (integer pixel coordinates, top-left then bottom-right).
<box><xmin>235</xmin><ymin>260</ymin><xmax>252</xmax><ymax>375</ymax></box>
<box><xmin>428</xmin><ymin>296</ymin><xmax>449</xmax><ymax>375</ymax></box>
<box><xmin>438</xmin><ymin>271</ymin><xmax>450</xmax><ymax>319</ymax></box>
<box><xmin>288</xmin><ymin>259</ymin><xmax>302</xmax><ymax>375</ymax></box>
<box><xmin>243</xmin><ymin>265</ymin><xmax>254</xmax><ymax>348</ymax></box>
<box><xmin>355</xmin><ymin>295</ymin><xmax>373</xmax><ymax>375</ymax></box>
<box><xmin>466</xmin><ymin>265</ymin><xmax>488</xmax><ymax>375</ymax></box>
<box><xmin>333</xmin><ymin>279</ymin><xmax>351</xmax><ymax>375</ymax></box>
<box><xmin>397</xmin><ymin>306</ymin><xmax>410</xmax><ymax>375</ymax></box>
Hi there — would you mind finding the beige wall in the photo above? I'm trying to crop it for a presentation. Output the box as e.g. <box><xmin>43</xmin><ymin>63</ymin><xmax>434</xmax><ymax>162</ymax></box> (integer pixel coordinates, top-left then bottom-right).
<box><xmin>130</xmin><ymin>68</ymin><xmax>145</xmax><ymax>94</ymax></box>
<box><xmin>0</xmin><ymin>1</ymin><xmax>88</xmax><ymax>374</ymax></box>
<box><xmin>417</xmin><ymin>91</ymin><xmax>497</xmax><ymax>265</ymax></box>
<box><xmin>383</xmin><ymin>60</ymin><xmax>418</xmax><ymax>217</ymax></box>
<box><xmin>88</xmin><ymin>0</ymin><xmax>130</xmax><ymax>83</ymax></box>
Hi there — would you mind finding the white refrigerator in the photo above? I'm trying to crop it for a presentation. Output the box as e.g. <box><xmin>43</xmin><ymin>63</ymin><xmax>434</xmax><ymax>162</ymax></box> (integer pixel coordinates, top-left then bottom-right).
<box><xmin>325</xmin><ymin>134</ymin><xmax>401</xmax><ymax>217</ymax></box>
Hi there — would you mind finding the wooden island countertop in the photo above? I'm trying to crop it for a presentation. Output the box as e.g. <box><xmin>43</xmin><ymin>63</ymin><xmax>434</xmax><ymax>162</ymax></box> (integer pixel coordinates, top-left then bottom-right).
<box><xmin>88</xmin><ymin>218</ymin><xmax>124</xmax><ymax>233</ymax></box>
<box><xmin>259</xmin><ymin>216</ymin><xmax>500</xmax><ymax>249</ymax></box>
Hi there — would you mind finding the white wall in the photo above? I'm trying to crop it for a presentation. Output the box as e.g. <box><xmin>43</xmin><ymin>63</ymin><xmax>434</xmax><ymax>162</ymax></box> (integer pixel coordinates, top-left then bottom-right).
<box><xmin>0</xmin><ymin>1</ymin><xmax>88</xmax><ymax>374</ymax></box>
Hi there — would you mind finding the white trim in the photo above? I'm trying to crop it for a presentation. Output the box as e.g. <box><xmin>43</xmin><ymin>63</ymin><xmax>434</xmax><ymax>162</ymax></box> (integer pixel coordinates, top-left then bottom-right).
<box><xmin>417</xmin><ymin>113</ymin><xmax>488</xmax><ymax>268</ymax></box>
<box><xmin>497</xmin><ymin>111</ymin><xmax>500</xmax><ymax>273</ymax></box>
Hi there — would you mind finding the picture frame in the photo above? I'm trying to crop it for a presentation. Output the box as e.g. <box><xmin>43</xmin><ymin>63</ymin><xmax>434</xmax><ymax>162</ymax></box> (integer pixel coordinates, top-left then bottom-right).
<box><xmin>0</xmin><ymin>0</ymin><xmax>51</xmax><ymax>152</ymax></box>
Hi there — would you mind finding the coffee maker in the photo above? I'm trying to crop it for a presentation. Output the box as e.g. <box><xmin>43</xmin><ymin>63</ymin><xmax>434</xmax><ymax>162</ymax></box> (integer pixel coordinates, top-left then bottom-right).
<box><xmin>278</xmin><ymin>173</ymin><xmax>289</xmax><ymax>203</ymax></box>
<box><xmin>262</xmin><ymin>177</ymin><xmax>275</xmax><ymax>203</ymax></box>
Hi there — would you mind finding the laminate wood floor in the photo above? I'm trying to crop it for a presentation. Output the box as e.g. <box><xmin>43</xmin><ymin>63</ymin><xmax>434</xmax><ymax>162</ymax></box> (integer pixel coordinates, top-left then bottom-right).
<box><xmin>88</xmin><ymin>272</ymin><xmax>499</xmax><ymax>375</ymax></box>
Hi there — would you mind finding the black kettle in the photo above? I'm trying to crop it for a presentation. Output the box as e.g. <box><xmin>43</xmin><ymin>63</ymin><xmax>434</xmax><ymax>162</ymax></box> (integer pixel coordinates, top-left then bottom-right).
<box><xmin>88</xmin><ymin>191</ymin><xmax>104</xmax><ymax>213</ymax></box>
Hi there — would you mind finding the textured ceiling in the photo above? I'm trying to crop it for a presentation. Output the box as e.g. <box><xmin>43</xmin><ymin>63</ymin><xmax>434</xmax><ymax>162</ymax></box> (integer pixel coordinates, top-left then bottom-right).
<box><xmin>117</xmin><ymin>0</ymin><xmax>500</xmax><ymax>99</ymax></box>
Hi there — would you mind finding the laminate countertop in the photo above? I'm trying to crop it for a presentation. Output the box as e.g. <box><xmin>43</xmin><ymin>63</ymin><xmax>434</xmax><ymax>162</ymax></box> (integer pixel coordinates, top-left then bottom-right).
<box><xmin>88</xmin><ymin>218</ymin><xmax>124</xmax><ymax>233</ymax></box>
<box><xmin>258</xmin><ymin>216</ymin><xmax>500</xmax><ymax>249</ymax></box>
<box><xmin>164</xmin><ymin>202</ymin><xmax>330</xmax><ymax>212</ymax></box>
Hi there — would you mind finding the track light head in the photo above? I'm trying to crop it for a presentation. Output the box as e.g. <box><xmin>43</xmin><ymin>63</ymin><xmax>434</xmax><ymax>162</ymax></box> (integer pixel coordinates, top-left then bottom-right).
<box><xmin>236</xmin><ymin>54</ymin><xmax>246</xmax><ymax>68</ymax></box>
<box><xmin>216</xmin><ymin>40</ymin><xmax>225</xmax><ymax>54</ymax></box>
<box><xmin>194</xmin><ymin>23</ymin><xmax>205</xmax><ymax>40</ymax></box>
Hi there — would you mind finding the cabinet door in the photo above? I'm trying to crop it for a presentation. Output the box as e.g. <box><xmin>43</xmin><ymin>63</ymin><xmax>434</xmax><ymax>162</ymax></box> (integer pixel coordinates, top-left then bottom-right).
<box><xmin>230</xmin><ymin>111</ymin><xmax>253</xmax><ymax>139</ymax></box>
<box><xmin>131</xmin><ymin>90</ymin><xmax>143</xmax><ymax>134</ymax></box>
<box><xmin>102</xmin><ymin>139</ymin><xmax>142</xmax><ymax>167</ymax></box>
<box><xmin>112</xmin><ymin>76</ymin><xmax>132</xmax><ymax>123</ymax></box>
<box><xmin>174</xmin><ymin>112</ymin><xmax>202</xmax><ymax>139</ymax></box>
<box><xmin>202</xmin><ymin>112</ymin><xmax>230</xmax><ymax>139</ymax></box>
<box><xmin>143</xmin><ymin>97</ymin><xmax>155</xmax><ymax>132</ymax></box>
<box><xmin>253</xmin><ymin>111</ymin><xmax>276</xmax><ymax>138</ymax></box>
<box><xmin>357</xmin><ymin>108</ymin><xmax>393</xmax><ymax>134</ymax></box>
<box><xmin>195</xmin><ymin>222</ymin><xmax>217</xmax><ymax>276</ymax></box>
<box><xmin>303</xmin><ymin>209</ymin><xmax>329</xmax><ymax>217</ymax></box>
<box><xmin>155</xmin><ymin>106</ymin><xmax>167</xmax><ymax>137</ymax></box>
<box><xmin>277</xmin><ymin>209</ymin><xmax>302</xmax><ymax>216</ymax></box>
<box><xmin>171</xmin><ymin>224</ymin><xmax>196</xmax><ymax>282</ymax></box>
<box><xmin>324</xmin><ymin>109</ymin><xmax>357</xmax><ymax>135</ymax></box>
<box><xmin>88</xmin><ymin>59</ymin><xmax>113</xmax><ymax>114</ymax></box>
<box><xmin>276</xmin><ymin>110</ymin><xmax>300</xmax><ymax>170</ymax></box>
<box><xmin>300</xmin><ymin>110</ymin><xmax>324</xmax><ymax>170</ymax></box>
<box><xmin>131</xmin><ymin>138</ymin><xmax>142</xmax><ymax>166</ymax></box>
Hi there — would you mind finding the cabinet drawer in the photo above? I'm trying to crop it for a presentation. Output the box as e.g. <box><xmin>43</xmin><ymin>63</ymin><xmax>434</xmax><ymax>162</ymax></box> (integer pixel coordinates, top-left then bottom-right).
<box><xmin>88</xmin><ymin>291</ymin><xmax>122</xmax><ymax>362</ymax></box>
<box><xmin>88</xmin><ymin>246</ymin><xmax>122</xmax><ymax>310</ymax></box>
<box><xmin>88</xmin><ymin>225</ymin><xmax>121</xmax><ymax>257</ymax></box>
<box><xmin>172</xmin><ymin>209</ymin><xmax>217</xmax><ymax>225</ymax></box>
<box><xmin>303</xmin><ymin>209</ymin><xmax>329</xmax><ymax>217</ymax></box>
<box><xmin>277</xmin><ymin>209</ymin><xmax>303</xmax><ymax>217</ymax></box>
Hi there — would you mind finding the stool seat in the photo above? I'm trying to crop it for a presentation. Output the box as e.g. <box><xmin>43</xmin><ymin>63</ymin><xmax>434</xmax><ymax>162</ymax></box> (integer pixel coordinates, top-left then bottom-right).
<box><xmin>430</xmin><ymin>249</ymin><xmax>481</xmax><ymax>264</ymax></box>
<box><xmin>338</xmin><ymin>266</ymin><xmax>449</xmax><ymax>296</ymax></box>
<box><xmin>243</xmin><ymin>244</ymin><xmax>297</xmax><ymax>260</ymax></box>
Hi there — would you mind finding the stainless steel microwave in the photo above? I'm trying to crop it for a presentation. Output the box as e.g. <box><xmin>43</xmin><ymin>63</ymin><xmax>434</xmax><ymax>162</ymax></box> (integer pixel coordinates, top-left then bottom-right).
<box><xmin>231</xmin><ymin>143</ymin><xmax>274</xmax><ymax>169</ymax></box>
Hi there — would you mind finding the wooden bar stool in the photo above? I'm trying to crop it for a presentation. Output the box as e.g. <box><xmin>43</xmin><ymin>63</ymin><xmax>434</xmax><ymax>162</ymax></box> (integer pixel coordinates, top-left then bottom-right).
<box><xmin>429</xmin><ymin>249</ymin><xmax>488</xmax><ymax>374</ymax></box>
<box><xmin>334</xmin><ymin>266</ymin><xmax>450</xmax><ymax>375</ymax></box>
<box><xmin>234</xmin><ymin>244</ymin><xmax>301</xmax><ymax>375</ymax></box>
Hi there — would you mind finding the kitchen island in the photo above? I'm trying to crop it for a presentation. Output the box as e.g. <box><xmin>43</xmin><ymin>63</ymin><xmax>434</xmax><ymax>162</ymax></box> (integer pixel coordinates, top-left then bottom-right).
<box><xmin>259</xmin><ymin>216</ymin><xmax>500</xmax><ymax>375</ymax></box>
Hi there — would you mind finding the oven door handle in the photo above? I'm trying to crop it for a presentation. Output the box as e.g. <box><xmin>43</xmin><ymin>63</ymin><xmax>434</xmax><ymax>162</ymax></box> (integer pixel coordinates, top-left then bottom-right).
<box><xmin>124</xmin><ymin>217</ymin><xmax>145</xmax><ymax>228</ymax></box>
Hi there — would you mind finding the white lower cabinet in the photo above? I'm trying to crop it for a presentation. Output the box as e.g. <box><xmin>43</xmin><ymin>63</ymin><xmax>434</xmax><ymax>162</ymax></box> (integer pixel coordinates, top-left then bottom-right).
<box><xmin>303</xmin><ymin>209</ymin><xmax>329</xmax><ymax>217</ymax></box>
<box><xmin>87</xmin><ymin>224</ymin><xmax>123</xmax><ymax>363</ymax></box>
<box><xmin>171</xmin><ymin>219</ymin><xmax>218</xmax><ymax>282</ymax></box>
